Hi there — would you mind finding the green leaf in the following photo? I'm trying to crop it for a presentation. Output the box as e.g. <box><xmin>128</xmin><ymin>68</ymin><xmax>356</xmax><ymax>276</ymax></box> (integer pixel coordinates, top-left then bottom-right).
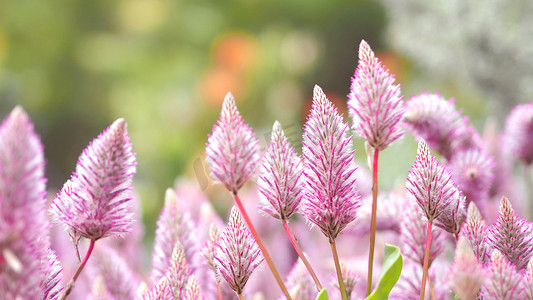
<box><xmin>316</xmin><ymin>288</ymin><xmax>329</xmax><ymax>300</ymax></box>
<box><xmin>365</xmin><ymin>244</ymin><xmax>403</xmax><ymax>300</ymax></box>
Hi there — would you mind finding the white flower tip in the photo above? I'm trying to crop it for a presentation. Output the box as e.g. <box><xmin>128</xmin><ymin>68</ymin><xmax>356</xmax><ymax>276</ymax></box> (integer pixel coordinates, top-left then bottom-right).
<box><xmin>500</xmin><ymin>196</ymin><xmax>512</xmax><ymax>213</ymax></box>
<box><xmin>467</xmin><ymin>201</ymin><xmax>482</xmax><ymax>221</ymax></box>
<box><xmin>109</xmin><ymin>118</ymin><xmax>127</xmax><ymax>135</ymax></box>
<box><xmin>312</xmin><ymin>85</ymin><xmax>328</xmax><ymax>106</ymax></box>
<box><xmin>456</xmin><ymin>235</ymin><xmax>475</xmax><ymax>260</ymax></box>
<box><xmin>417</xmin><ymin>138</ymin><xmax>430</xmax><ymax>157</ymax></box>
<box><xmin>164</xmin><ymin>188</ymin><xmax>178</xmax><ymax>207</ymax></box>
<box><xmin>272</xmin><ymin>120</ymin><xmax>284</xmax><ymax>139</ymax></box>
<box><xmin>491</xmin><ymin>249</ymin><xmax>504</xmax><ymax>262</ymax></box>
<box><xmin>358</xmin><ymin>39</ymin><xmax>374</xmax><ymax>62</ymax></box>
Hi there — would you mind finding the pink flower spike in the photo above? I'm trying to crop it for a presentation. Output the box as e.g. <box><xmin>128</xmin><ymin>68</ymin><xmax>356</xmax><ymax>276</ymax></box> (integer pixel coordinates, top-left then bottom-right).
<box><xmin>258</xmin><ymin>121</ymin><xmax>304</xmax><ymax>221</ymax></box>
<box><xmin>486</xmin><ymin>196</ymin><xmax>533</xmax><ymax>270</ymax></box>
<box><xmin>151</xmin><ymin>188</ymin><xmax>197</xmax><ymax>282</ymax></box>
<box><xmin>406</xmin><ymin>138</ymin><xmax>458</xmax><ymax>222</ymax></box>
<box><xmin>206</xmin><ymin>92</ymin><xmax>260</xmax><ymax>194</ymax></box>
<box><xmin>303</xmin><ymin>85</ymin><xmax>361</xmax><ymax>241</ymax></box>
<box><xmin>214</xmin><ymin>206</ymin><xmax>263</xmax><ymax>296</ymax></box>
<box><xmin>51</xmin><ymin>118</ymin><xmax>136</xmax><ymax>241</ymax></box>
<box><xmin>504</xmin><ymin>102</ymin><xmax>533</xmax><ymax>166</ymax></box>
<box><xmin>448</xmin><ymin>236</ymin><xmax>486</xmax><ymax>300</ymax></box>
<box><xmin>348</xmin><ymin>40</ymin><xmax>405</xmax><ymax>150</ymax></box>
<box><xmin>403</xmin><ymin>92</ymin><xmax>481</xmax><ymax>159</ymax></box>
<box><xmin>482</xmin><ymin>249</ymin><xmax>526</xmax><ymax>300</ymax></box>
<box><xmin>461</xmin><ymin>202</ymin><xmax>489</xmax><ymax>264</ymax></box>
<box><xmin>448</xmin><ymin>148</ymin><xmax>495</xmax><ymax>207</ymax></box>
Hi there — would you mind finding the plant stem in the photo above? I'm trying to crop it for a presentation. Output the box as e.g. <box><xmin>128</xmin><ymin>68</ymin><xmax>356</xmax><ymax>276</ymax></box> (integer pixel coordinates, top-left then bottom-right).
<box><xmin>238</xmin><ymin>293</ymin><xmax>245</xmax><ymax>300</ymax></box>
<box><xmin>61</xmin><ymin>239</ymin><xmax>96</xmax><ymax>300</ymax></box>
<box><xmin>330</xmin><ymin>240</ymin><xmax>347</xmax><ymax>300</ymax></box>
<box><xmin>524</xmin><ymin>164</ymin><xmax>531</xmax><ymax>218</ymax></box>
<box><xmin>217</xmin><ymin>283</ymin><xmax>222</xmax><ymax>300</ymax></box>
<box><xmin>420</xmin><ymin>219</ymin><xmax>433</xmax><ymax>300</ymax></box>
<box><xmin>367</xmin><ymin>148</ymin><xmax>380</xmax><ymax>295</ymax></box>
<box><xmin>282</xmin><ymin>220</ymin><xmax>323</xmax><ymax>291</ymax></box>
<box><xmin>233</xmin><ymin>193</ymin><xmax>292</xmax><ymax>300</ymax></box>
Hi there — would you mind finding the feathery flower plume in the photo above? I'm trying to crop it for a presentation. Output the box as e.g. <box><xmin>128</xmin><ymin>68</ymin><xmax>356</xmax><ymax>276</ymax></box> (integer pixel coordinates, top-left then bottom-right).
<box><xmin>42</xmin><ymin>249</ymin><xmax>64</xmax><ymax>300</ymax></box>
<box><xmin>201</xmin><ymin>223</ymin><xmax>222</xmax><ymax>282</ymax></box>
<box><xmin>482</xmin><ymin>249</ymin><xmax>526</xmax><ymax>300</ymax></box>
<box><xmin>258</xmin><ymin>121</ymin><xmax>304</xmax><ymax>221</ymax></box>
<box><xmin>331</xmin><ymin>264</ymin><xmax>359</xmax><ymax>300</ymax></box>
<box><xmin>504</xmin><ymin>102</ymin><xmax>533</xmax><ymax>166</ymax></box>
<box><xmin>214</xmin><ymin>206</ymin><xmax>263</xmax><ymax>296</ymax></box>
<box><xmin>165</xmin><ymin>242</ymin><xmax>192</xmax><ymax>299</ymax></box>
<box><xmin>434</xmin><ymin>193</ymin><xmax>466</xmax><ymax>238</ymax></box>
<box><xmin>460</xmin><ymin>202</ymin><xmax>489</xmax><ymax>264</ymax></box>
<box><xmin>406</xmin><ymin>139</ymin><xmax>458</xmax><ymax>222</ymax></box>
<box><xmin>403</xmin><ymin>92</ymin><xmax>481</xmax><ymax>159</ymax></box>
<box><xmin>448</xmin><ymin>148</ymin><xmax>494</xmax><ymax>207</ymax></box>
<box><xmin>51</xmin><ymin>118</ymin><xmax>136</xmax><ymax>241</ymax></box>
<box><xmin>0</xmin><ymin>106</ymin><xmax>54</xmax><ymax>298</ymax></box>
<box><xmin>205</xmin><ymin>92</ymin><xmax>260</xmax><ymax>194</ymax></box>
<box><xmin>448</xmin><ymin>236</ymin><xmax>485</xmax><ymax>300</ymax></box>
<box><xmin>152</xmin><ymin>188</ymin><xmax>197</xmax><ymax>282</ymax></box>
<box><xmin>486</xmin><ymin>196</ymin><xmax>533</xmax><ymax>270</ymax></box>
<box><xmin>303</xmin><ymin>85</ymin><xmax>360</xmax><ymax>299</ymax></box>
<box><xmin>303</xmin><ymin>85</ymin><xmax>361</xmax><ymax>241</ymax></box>
<box><xmin>400</xmin><ymin>202</ymin><xmax>445</xmax><ymax>268</ymax></box>
<box><xmin>184</xmin><ymin>276</ymin><xmax>204</xmax><ymax>300</ymax></box>
<box><xmin>282</xmin><ymin>259</ymin><xmax>316</xmax><ymax>300</ymax></box>
<box><xmin>525</xmin><ymin>259</ymin><xmax>533</xmax><ymax>300</ymax></box>
<box><xmin>348</xmin><ymin>39</ymin><xmax>404</xmax><ymax>150</ymax></box>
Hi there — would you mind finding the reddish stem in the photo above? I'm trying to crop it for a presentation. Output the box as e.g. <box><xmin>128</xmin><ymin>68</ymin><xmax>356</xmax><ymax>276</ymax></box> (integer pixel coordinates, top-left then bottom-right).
<box><xmin>61</xmin><ymin>239</ymin><xmax>96</xmax><ymax>300</ymax></box>
<box><xmin>420</xmin><ymin>219</ymin><xmax>433</xmax><ymax>300</ymax></box>
<box><xmin>282</xmin><ymin>220</ymin><xmax>323</xmax><ymax>291</ymax></box>
<box><xmin>331</xmin><ymin>240</ymin><xmax>347</xmax><ymax>300</ymax></box>
<box><xmin>217</xmin><ymin>282</ymin><xmax>222</xmax><ymax>300</ymax></box>
<box><xmin>233</xmin><ymin>193</ymin><xmax>292</xmax><ymax>300</ymax></box>
<box><xmin>367</xmin><ymin>148</ymin><xmax>380</xmax><ymax>295</ymax></box>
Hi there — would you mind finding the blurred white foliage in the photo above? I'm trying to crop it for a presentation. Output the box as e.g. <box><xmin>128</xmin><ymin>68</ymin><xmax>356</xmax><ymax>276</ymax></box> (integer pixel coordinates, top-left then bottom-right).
<box><xmin>381</xmin><ymin>0</ymin><xmax>533</xmax><ymax>107</ymax></box>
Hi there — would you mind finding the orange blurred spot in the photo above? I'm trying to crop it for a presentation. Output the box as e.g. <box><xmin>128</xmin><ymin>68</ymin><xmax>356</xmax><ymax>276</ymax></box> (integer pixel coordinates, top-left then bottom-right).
<box><xmin>375</xmin><ymin>51</ymin><xmax>404</xmax><ymax>83</ymax></box>
<box><xmin>200</xmin><ymin>67</ymin><xmax>243</xmax><ymax>107</ymax></box>
<box><xmin>212</xmin><ymin>33</ymin><xmax>258</xmax><ymax>72</ymax></box>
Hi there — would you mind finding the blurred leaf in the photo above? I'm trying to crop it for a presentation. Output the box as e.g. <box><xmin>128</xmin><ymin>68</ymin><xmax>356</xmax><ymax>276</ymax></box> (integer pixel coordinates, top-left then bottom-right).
<box><xmin>365</xmin><ymin>244</ymin><xmax>402</xmax><ymax>300</ymax></box>
<box><xmin>316</xmin><ymin>288</ymin><xmax>329</xmax><ymax>300</ymax></box>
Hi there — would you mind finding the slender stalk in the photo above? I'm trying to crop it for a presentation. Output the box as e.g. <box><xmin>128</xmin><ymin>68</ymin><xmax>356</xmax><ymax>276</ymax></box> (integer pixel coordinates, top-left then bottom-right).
<box><xmin>217</xmin><ymin>283</ymin><xmax>222</xmax><ymax>300</ymax></box>
<box><xmin>238</xmin><ymin>293</ymin><xmax>245</xmax><ymax>300</ymax></box>
<box><xmin>282</xmin><ymin>220</ymin><xmax>323</xmax><ymax>291</ymax></box>
<box><xmin>61</xmin><ymin>239</ymin><xmax>96</xmax><ymax>300</ymax></box>
<box><xmin>367</xmin><ymin>148</ymin><xmax>380</xmax><ymax>295</ymax></box>
<box><xmin>233</xmin><ymin>193</ymin><xmax>292</xmax><ymax>300</ymax></box>
<box><xmin>330</xmin><ymin>240</ymin><xmax>347</xmax><ymax>300</ymax></box>
<box><xmin>524</xmin><ymin>165</ymin><xmax>531</xmax><ymax>219</ymax></box>
<box><xmin>420</xmin><ymin>219</ymin><xmax>433</xmax><ymax>300</ymax></box>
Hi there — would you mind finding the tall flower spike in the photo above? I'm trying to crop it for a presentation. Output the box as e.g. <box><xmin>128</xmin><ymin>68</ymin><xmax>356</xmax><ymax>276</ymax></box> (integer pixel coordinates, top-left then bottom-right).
<box><xmin>165</xmin><ymin>242</ymin><xmax>192</xmax><ymax>299</ymax></box>
<box><xmin>406</xmin><ymin>138</ymin><xmax>458</xmax><ymax>222</ymax></box>
<box><xmin>403</xmin><ymin>92</ymin><xmax>481</xmax><ymax>159</ymax></box>
<box><xmin>258</xmin><ymin>121</ymin><xmax>304</xmax><ymax>221</ymax></box>
<box><xmin>214</xmin><ymin>206</ymin><xmax>263</xmax><ymax>296</ymax></box>
<box><xmin>303</xmin><ymin>85</ymin><xmax>361</xmax><ymax>241</ymax></box>
<box><xmin>331</xmin><ymin>264</ymin><xmax>359</xmax><ymax>300</ymax></box>
<box><xmin>482</xmin><ymin>249</ymin><xmax>526</xmax><ymax>300</ymax></box>
<box><xmin>348</xmin><ymin>39</ymin><xmax>405</xmax><ymax>150</ymax></box>
<box><xmin>0</xmin><ymin>106</ymin><xmax>53</xmax><ymax>298</ymax></box>
<box><xmin>460</xmin><ymin>202</ymin><xmax>489</xmax><ymax>264</ymax></box>
<box><xmin>448</xmin><ymin>148</ymin><xmax>495</xmax><ymax>207</ymax></box>
<box><xmin>448</xmin><ymin>236</ymin><xmax>485</xmax><ymax>300</ymax></box>
<box><xmin>151</xmin><ymin>188</ymin><xmax>197</xmax><ymax>282</ymax></box>
<box><xmin>504</xmin><ymin>102</ymin><xmax>533</xmax><ymax>166</ymax></box>
<box><xmin>51</xmin><ymin>118</ymin><xmax>136</xmax><ymax>241</ymax></box>
<box><xmin>486</xmin><ymin>196</ymin><xmax>533</xmax><ymax>270</ymax></box>
<box><xmin>201</xmin><ymin>223</ymin><xmax>222</xmax><ymax>283</ymax></box>
<box><xmin>206</xmin><ymin>92</ymin><xmax>260</xmax><ymax>194</ymax></box>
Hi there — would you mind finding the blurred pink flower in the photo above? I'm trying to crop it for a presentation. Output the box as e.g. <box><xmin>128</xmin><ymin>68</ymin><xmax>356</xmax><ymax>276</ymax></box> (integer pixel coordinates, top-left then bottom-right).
<box><xmin>448</xmin><ymin>236</ymin><xmax>486</xmax><ymax>300</ymax></box>
<box><xmin>504</xmin><ymin>102</ymin><xmax>533</xmax><ymax>166</ymax></box>
<box><xmin>482</xmin><ymin>249</ymin><xmax>526</xmax><ymax>300</ymax></box>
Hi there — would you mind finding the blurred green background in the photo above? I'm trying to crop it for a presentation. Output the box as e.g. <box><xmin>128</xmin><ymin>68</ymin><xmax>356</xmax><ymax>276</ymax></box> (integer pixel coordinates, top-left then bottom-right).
<box><xmin>2</xmin><ymin>0</ymin><xmax>522</xmax><ymax>236</ymax></box>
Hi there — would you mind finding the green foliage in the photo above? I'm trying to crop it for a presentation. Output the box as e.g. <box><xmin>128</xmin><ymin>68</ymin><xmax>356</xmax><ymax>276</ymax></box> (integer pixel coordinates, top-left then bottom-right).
<box><xmin>365</xmin><ymin>244</ymin><xmax>402</xmax><ymax>300</ymax></box>
<box><xmin>316</xmin><ymin>288</ymin><xmax>329</xmax><ymax>300</ymax></box>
